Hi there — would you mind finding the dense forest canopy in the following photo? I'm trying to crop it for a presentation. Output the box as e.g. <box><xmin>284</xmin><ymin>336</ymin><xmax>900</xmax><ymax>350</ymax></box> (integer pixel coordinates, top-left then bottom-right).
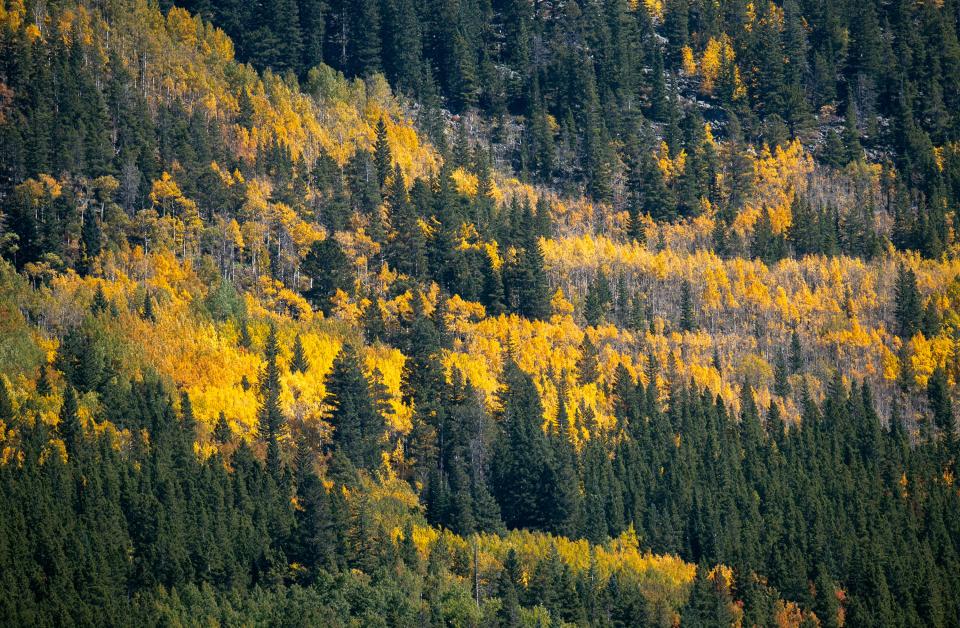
<box><xmin>1</xmin><ymin>0</ymin><xmax>960</xmax><ymax>625</ymax></box>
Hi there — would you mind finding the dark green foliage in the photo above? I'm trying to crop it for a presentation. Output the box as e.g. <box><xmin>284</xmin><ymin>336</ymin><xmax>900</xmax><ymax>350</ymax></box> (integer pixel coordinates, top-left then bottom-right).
<box><xmin>290</xmin><ymin>333</ymin><xmax>309</xmax><ymax>373</ymax></box>
<box><xmin>682</xmin><ymin>564</ymin><xmax>735</xmax><ymax>627</ymax></box>
<box><xmin>894</xmin><ymin>263</ymin><xmax>923</xmax><ymax>339</ymax></box>
<box><xmin>584</xmin><ymin>270</ymin><xmax>612</xmax><ymax>327</ymax></box>
<box><xmin>325</xmin><ymin>344</ymin><xmax>385</xmax><ymax>470</ymax></box>
<box><xmin>55</xmin><ymin>321</ymin><xmax>117</xmax><ymax>394</ymax></box>
<box><xmin>928</xmin><ymin>367</ymin><xmax>953</xmax><ymax>433</ymax></box>
<box><xmin>301</xmin><ymin>238</ymin><xmax>351</xmax><ymax>314</ymax></box>
<box><xmin>143</xmin><ymin>291</ymin><xmax>156</xmax><ymax>322</ymax></box>
<box><xmin>258</xmin><ymin>324</ymin><xmax>286</xmax><ymax>479</ymax></box>
<box><xmin>373</xmin><ymin>116</ymin><xmax>391</xmax><ymax>188</ymax></box>
<box><xmin>489</xmin><ymin>360</ymin><xmax>577</xmax><ymax>535</ymax></box>
<box><xmin>58</xmin><ymin>385</ymin><xmax>84</xmax><ymax>457</ymax></box>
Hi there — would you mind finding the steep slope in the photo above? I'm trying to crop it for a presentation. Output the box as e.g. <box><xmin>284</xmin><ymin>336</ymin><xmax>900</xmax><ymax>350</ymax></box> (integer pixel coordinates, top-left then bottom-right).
<box><xmin>1</xmin><ymin>0</ymin><xmax>960</xmax><ymax>626</ymax></box>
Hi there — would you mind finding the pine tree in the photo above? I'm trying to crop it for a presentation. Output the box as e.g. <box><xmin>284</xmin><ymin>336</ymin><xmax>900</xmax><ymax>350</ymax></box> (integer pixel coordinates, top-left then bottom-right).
<box><xmin>518</xmin><ymin>239</ymin><xmax>551</xmax><ymax>320</ymax></box>
<box><xmin>290</xmin><ymin>333</ymin><xmax>309</xmax><ymax>373</ymax></box>
<box><xmin>80</xmin><ymin>214</ymin><xmax>102</xmax><ymax>274</ymax></box>
<box><xmin>894</xmin><ymin>263</ymin><xmax>922</xmax><ymax>338</ymax></box>
<box><xmin>843</xmin><ymin>97</ymin><xmax>863</xmax><ymax>163</ymax></box>
<box><xmin>302</xmin><ymin>238</ymin><xmax>351</xmax><ymax>314</ymax></box>
<box><xmin>928</xmin><ymin>367</ymin><xmax>953</xmax><ymax>433</ymax></box>
<box><xmin>774</xmin><ymin>352</ymin><xmax>791</xmax><ymax>397</ymax></box>
<box><xmin>789</xmin><ymin>329</ymin><xmax>803</xmax><ymax>373</ymax></box>
<box><xmin>214</xmin><ymin>411</ymin><xmax>233</xmax><ymax>444</ymax></box>
<box><xmin>143</xmin><ymin>291</ymin><xmax>156</xmax><ymax>321</ymax></box>
<box><xmin>385</xmin><ymin>165</ymin><xmax>426</xmax><ymax>278</ymax></box>
<box><xmin>584</xmin><ymin>270</ymin><xmax>612</xmax><ymax>327</ymax></box>
<box><xmin>58</xmin><ymin>385</ymin><xmax>84</xmax><ymax>457</ymax></box>
<box><xmin>681</xmin><ymin>564</ymin><xmax>736</xmax><ymax>627</ymax></box>
<box><xmin>373</xmin><ymin>117</ymin><xmax>391</xmax><ymax>188</ymax></box>
<box><xmin>577</xmin><ymin>337</ymin><xmax>600</xmax><ymax>385</ymax></box>
<box><xmin>36</xmin><ymin>365</ymin><xmax>51</xmax><ymax>397</ymax></box>
<box><xmin>0</xmin><ymin>378</ymin><xmax>12</xmax><ymax>423</ymax></box>
<box><xmin>490</xmin><ymin>359</ymin><xmax>564</xmax><ymax>531</ymax></box>
<box><xmin>480</xmin><ymin>251</ymin><xmax>506</xmax><ymax>315</ymax></box>
<box><xmin>239</xmin><ymin>319</ymin><xmax>253</xmax><ymax>350</ymax></box>
<box><xmin>258</xmin><ymin>324</ymin><xmax>286</xmax><ymax>479</ymax></box>
<box><xmin>325</xmin><ymin>344</ymin><xmax>385</xmax><ymax>470</ymax></box>
<box><xmin>91</xmin><ymin>284</ymin><xmax>109</xmax><ymax>315</ymax></box>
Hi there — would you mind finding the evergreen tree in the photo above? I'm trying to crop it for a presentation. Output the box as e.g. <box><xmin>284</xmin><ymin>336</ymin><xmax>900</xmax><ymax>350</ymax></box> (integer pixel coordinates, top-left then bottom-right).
<box><xmin>290</xmin><ymin>333</ymin><xmax>309</xmax><ymax>373</ymax></box>
<box><xmin>325</xmin><ymin>344</ymin><xmax>385</xmax><ymax>470</ymax></box>
<box><xmin>894</xmin><ymin>263</ymin><xmax>923</xmax><ymax>338</ymax></box>
<box><xmin>373</xmin><ymin>117</ymin><xmax>391</xmax><ymax>188</ymax></box>
<box><xmin>302</xmin><ymin>238</ymin><xmax>351</xmax><ymax>314</ymax></box>
<box><xmin>928</xmin><ymin>367</ymin><xmax>953</xmax><ymax>433</ymax></box>
<box><xmin>58</xmin><ymin>385</ymin><xmax>84</xmax><ymax>457</ymax></box>
<box><xmin>490</xmin><ymin>360</ymin><xmax>564</xmax><ymax>531</ymax></box>
<box><xmin>0</xmin><ymin>378</ymin><xmax>12</xmax><ymax>423</ymax></box>
<box><xmin>258</xmin><ymin>324</ymin><xmax>286</xmax><ymax>479</ymax></box>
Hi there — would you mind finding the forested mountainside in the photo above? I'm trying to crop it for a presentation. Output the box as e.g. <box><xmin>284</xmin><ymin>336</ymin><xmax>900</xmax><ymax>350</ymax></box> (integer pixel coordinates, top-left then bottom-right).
<box><xmin>1</xmin><ymin>0</ymin><xmax>960</xmax><ymax>625</ymax></box>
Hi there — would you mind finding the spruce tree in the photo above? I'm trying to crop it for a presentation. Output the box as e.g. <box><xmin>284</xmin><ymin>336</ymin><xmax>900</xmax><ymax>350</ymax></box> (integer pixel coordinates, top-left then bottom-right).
<box><xmin>490</xmin><ymin>359</ymin><xmax>566</xmax><ymax>531</ymax></box>
<box><xmin>290</xmin><ymin>333</ymin><xmax>309</xmax><ymax>373</ymax></box>
<box><xmin>894</xmin><ymin>263</ymin><xmax>922</xmax><ymax>338</ymax></box>
<box><xmin>928</xmin><ymin>367</ymin><xmax>953</xmax><ymax>433</ymax></box>
<box><xmin>0</xmin><ymin>378</ymin><xmax>12</xmax><ymax>423</ymax></box>
<box><xmin>373</xmin><ymin>117</ymin><xmax>391</xmax><ymax>188</ymax></box>
<box><xmin>325</xmin><ymin>344</ymin><xmax>385</xmax><ymax>470</ymax></box>
<box><xmin>302</xmin><ymin>238</ymin><xmax>351</xmax><ymax>314</ymax></box>
<box><xmin>258</xmin><ymin>324</ymin><xmax>286</xmax><ymax>479</ymax></box>
<box><xmin>58</xmin><ymin>385</ymin><xmax>83</xmax><ymax>457</ymax></box>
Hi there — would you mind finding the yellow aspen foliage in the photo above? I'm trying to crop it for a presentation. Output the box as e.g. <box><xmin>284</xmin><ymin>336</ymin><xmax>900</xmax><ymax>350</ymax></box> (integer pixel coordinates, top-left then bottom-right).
<box><xmin>910</xmin><ymin>332</ymin><xmax>954</xmax><ymax>388</ymax></box>
<box><xmin>0</xmin><ymin>0</ymin><xmax>27</xmax><ymax>31</ymax></box>
<box><xmin>699</xmin><ymin>35</ymin><xmax>740</xmax><ymax>95</ymax></box>
<box><xmin>451</xmin><ymin>168</ymin><xmax>479</xmax><ymax>196</ymax></box>
<box><xmin>731</xmin><ymin>139</ymin><xmax>812</xmax><ymax>238</ymax></box>
<box><xmin>444</xmin><ymin>295</ymin><xmax>487</xmax><ymax>332</ymax></box>
<box><xmin>364</xmin><ymin>345</ymin><xmax>411</xmax><ymax>433</ymax></box>
<box><xmin>640</xmin><ymin>0</ymin><xmax>664</xmax><ymax>20</ymax></box>
<box><xmin>680</xmin><ymin>45</ymin><xmax>696</xmax><ymax>75</ymax></box>
<box><xmin>550</xmin><ymin>288</ymin><xmax>575</xmax><ymax>319</ymax></box>
<box><xmin>39</xmin><ymin>439</ymin><xmax>68</xmax><ymax>465</ymax></box>
<box><xmin>656</xmin><ymin>141</ymin><xmax>687</xmax><ymax>182</ymax></box>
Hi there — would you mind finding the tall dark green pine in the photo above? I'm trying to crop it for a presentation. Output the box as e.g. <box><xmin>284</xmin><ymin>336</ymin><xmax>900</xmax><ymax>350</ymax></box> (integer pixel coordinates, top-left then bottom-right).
<box><xmin>258</xmin><ymin>324</ymin><xmax>286</xmax><ymax>479</ymax></box>
<box><xmin>774</xmin><ymin>351</ymin><xmax>791</xmax><ymax>398</ymax></box>
<box><xmin>79</xmin><ymin>214</ymin><xmax>102</xmax><ymax>275</ymax></box>
<box><xmin>348</xmin><ymin>0</ymin><xmax>382</xmax><ymax>77</ymax></box>
<box><xmin>382</xmin><ymin>0</ymin><xmax>424</xmax><ymax>94</ymax></box>
<box><xmin>519</xmin><ymin>239</ymin><xmax>551</xmax><ymax>321</ymax></box>
<box><xmin>843</xmin><ymin>98</ymin><xmax>863</xmax><ymax>163</ymax></box>
<box><xmin>290</xmin><ymin>333</ymin><xmax>309</xmax><ymax>373</ymax></box>
<box><xmin>302</xmin><ymin>238</ymin><xmax>351</xmax><ymax>314</ymax></box>
<box><xmin>681</xmin><ymin>563</ymin><xmax>736</xmax><ymax>627</ymax></box>
<box><xmin>0</xmin><ymin>379</ymin><xmax>12</xmax><ymax>424</ymax></box>
<box><xmin>894</xmin><ymin>263</ymin><xmax>922</xmax><ymax>338</ymax></box>
<box><xmin>789</xmin><ymin>329</ymin><xmax>803</xmax><ymax>373</ymax></box>
<box><xmin>490</xmin><ymin>359</ymin><xmax>564</xmax><ymax>531</ymax></box>
<box><xmin>385</xmin><ymin>166</ymin><xmax>427</xmax><ymax>278</ymax></box>
<box><xmin>584</xmin><ymin>270</ymin><xmax>612</xmax><ymax>327</ymax></box>
<box><xmin>679</xmin><ymin>280</ymin><xmax>697</xmax><ymax>332</ymax></box>
<box><xmin>480</xmin><ymin>251</ymin><xmax>506</xmax><ymax>316</ymax></box>
<box><xmin>373</xmin><ymin>117</ymin><xmax>391</xmax><ymax>188</ymax></box>
<box><xmin>58</xmin><ymin>385</ymin><xmax>84</xmax><ymax>457</ymax></box>
<box><xmin>325</xmin><ymin>344</ymin><xmax>385</xmax><ymax>470</ymax></box>
<box><xmin>928</xmin><ymin>367</ymin><xmax>953</xmax><ymax>433</ymax></box>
